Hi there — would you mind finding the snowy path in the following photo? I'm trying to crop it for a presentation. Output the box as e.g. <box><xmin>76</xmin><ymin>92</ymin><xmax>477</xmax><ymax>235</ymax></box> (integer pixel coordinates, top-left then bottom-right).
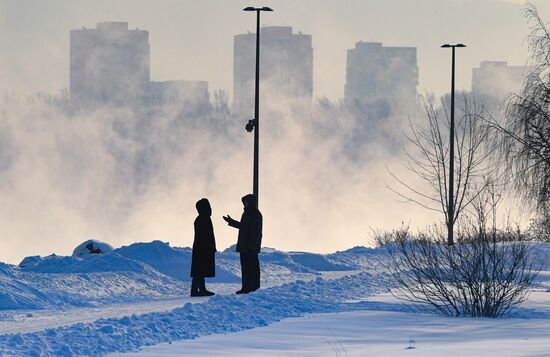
<box><xmin>0</xmin><ymin>295</ymin><xmax>218</xmax><ymax>335</ymax></box>
<box><xmin>0</xmin><ymin>284</ymin><xmax>238</xmax><ymax>335</ymax></box>
<box><xmin>0</xmin><ymin>271</ymin><xmax>357</xmax><ymax>336</ymax></box>
<box><xmin>0</xmin><ymin>297</ymin><xmax>189</xmax><ymax>335</ymax></box>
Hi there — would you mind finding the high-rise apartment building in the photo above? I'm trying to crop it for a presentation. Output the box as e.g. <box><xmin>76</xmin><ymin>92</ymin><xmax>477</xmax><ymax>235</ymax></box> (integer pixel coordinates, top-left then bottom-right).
<box><xmin>70</xmin><ymin>22</ymin><xmax>150</xmax><ymax>104</ymax></box>
<box><xmin>233</xmin><ymin>26</ymin><xmax>313</xmax><ymax>114</ymax></box>
<box><xmin>472</xmin><ymin>61</ymin><xmax>525</xmax><ymax>111</ymax></box>
<box><xmin>344</xmin><ymin>42</ymin><xmax>418</xmax><ymax>119</ymax></box>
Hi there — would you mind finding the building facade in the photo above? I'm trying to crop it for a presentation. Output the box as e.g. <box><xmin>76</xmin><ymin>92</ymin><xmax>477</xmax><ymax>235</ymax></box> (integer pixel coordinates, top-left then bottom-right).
<box><xmin>344</xmin><ymin>42</ymin><xmax>418</xmax><ymax>119</ymax></box>
<box><xmin>233</xmin><ymin>26</ymin><xmax>313</xmax><ymax>114</ymax></box>
<box><xmin>472</xmin><ymin>61</ymin><xmax>525</xmax><ymax>111</ymax></box>
<box><xmin>70</xmin><ymin>22</ymin><xmax>150</xmax><ymax>105</ymax></box>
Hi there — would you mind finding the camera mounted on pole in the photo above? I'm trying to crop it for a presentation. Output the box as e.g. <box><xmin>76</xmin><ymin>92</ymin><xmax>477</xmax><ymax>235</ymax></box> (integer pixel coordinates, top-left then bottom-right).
<box><xmin>245</xmin><ymin>119</ymin><xmax>256</xmax><ymax>133</ymax></box>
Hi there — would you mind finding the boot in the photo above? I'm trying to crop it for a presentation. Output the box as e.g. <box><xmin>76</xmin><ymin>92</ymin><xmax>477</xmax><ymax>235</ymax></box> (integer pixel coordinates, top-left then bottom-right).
<box><xmin>199</xmin><ymin>279</ymin><xmax>215</xmax><ymax>296</ymax></box>
<box><xmin>190</xmin><ymin>278</ymin><xmax>201</xmax><ymax>297</ymax></box>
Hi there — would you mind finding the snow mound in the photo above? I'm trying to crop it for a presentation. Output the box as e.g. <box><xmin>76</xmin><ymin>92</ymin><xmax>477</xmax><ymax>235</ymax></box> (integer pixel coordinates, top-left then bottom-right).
<box><xmin>0</xmin><ymin>262</ymin><xmax>185</xmax><ymax>310</ymax></box>
<box><xmin>115</xmin><ymin>241</ymin><xmax>241</xmax><ymax>283</ymax></box>
<box><xmin>0</xmin><ymin>264</ymin><xmax>45</xmax><ymax>310</ymax></box>
<box><xmin>225</xmin><ymin>246</ymin><xmax>356</xmax><ymax>273</ymax></box>
<box><xmin>17</xmin><ymin>256</ymin><xmax>42</xmax><ymax>268</ymax></box>
<box><xmin>20</xmin><ymin>253</ymin><xmax>150</xmax><ymax>274</ymax></box>
<box><xmin>72</xmin><ymin>240</ymin><xmax>113</xmax><ymax>258</ymax></box>
<box><xmin>287</xmin><ymin>252</ymin><xmax>352</xmax><ymax>271</ymax></box>
<box><xmin>4</xmin><ymin>253</ymin><xmax>187</xmax><ymax>310</ymax></box>
<box><xmin>328</xmin><ymin>245</ymin><xmax>389</xmax><ymax>270</ymax></box>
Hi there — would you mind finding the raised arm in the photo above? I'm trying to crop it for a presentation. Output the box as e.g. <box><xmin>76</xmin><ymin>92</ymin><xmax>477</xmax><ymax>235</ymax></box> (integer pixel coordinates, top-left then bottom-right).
<box><xmin>223</xmin><ymin>215</ymin><xmax>240</xmax><ymax>229</ymax></box>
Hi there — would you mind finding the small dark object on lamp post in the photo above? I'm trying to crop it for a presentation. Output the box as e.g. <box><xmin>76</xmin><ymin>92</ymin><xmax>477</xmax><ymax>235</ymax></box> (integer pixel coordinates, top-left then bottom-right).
<box><xmin>245</xmin><ymin>119</ymin><xmax>256</xmax><ymax>133</ymax></box>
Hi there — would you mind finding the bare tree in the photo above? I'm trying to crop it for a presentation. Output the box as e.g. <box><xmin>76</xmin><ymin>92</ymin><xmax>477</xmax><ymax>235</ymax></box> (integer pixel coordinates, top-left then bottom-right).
<box><xmin>466</xmin><ymin>177</ymin><xmax>504</xmax><ymax>243</ymax></box>
<box><xmin>388</xmin><ymin>95</ymin><xmax>494</xmax><ymax>245</ymax></box>
<box><xmin>491</xmin><ymin>4</ymin><xmax>550</xmax><ymax>218</ymax></box>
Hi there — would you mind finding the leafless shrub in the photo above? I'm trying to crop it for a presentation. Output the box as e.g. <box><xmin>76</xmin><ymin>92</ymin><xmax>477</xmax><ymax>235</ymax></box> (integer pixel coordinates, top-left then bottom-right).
<box><xmin>373</xmin><ymin>223</ymin><xmax>412</xmax><ymax>247</ymax></box>
<box><xmin>380</xmin><ymin>227</ymin><xmax>539</xmax><ymax>317</ymax></box>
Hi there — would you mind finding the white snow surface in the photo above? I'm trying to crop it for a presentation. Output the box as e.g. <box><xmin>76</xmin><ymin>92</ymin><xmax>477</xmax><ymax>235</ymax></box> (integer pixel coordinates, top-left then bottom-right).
<box><xmin>111</xmin><ymin>306</ymin><xmax>550</xmax><ymax>356</ymax></box>
<box><xmin>0</xmin><ymin>241</ymin><xmax>548</xmax><ymax>356</ymax></box>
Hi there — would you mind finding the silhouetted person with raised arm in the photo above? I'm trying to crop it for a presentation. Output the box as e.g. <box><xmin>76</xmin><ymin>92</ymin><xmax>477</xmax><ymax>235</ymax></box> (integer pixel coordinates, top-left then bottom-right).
<box><xmin>223</xmin><ymin>194</ymin><xmax>263</xmax><ymax>294</ymax></box>
<box><xmin>190</xmin><ymin>198</ymin><xmax>216</xmax><ymax>297</ymax></box>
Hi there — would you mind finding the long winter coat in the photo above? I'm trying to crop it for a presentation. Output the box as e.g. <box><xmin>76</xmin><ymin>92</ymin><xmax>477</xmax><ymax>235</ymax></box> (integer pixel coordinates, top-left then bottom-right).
<box><xmin>228</xmin><ymin>194</ymin><xmax>263</xmax><ymax>253</ymax></box>
<box><xmin>190</xmin><ymin>200</ymin><xmax>217</xmax><ymax>278</ymax></box>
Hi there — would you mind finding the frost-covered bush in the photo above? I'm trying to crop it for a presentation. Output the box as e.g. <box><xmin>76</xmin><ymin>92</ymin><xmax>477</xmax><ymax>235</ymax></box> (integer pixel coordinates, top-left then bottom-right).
<box><xmin>379</xmin><ymin>228</ymin><xmax>540</xmax><ymax>318</ymax></box>
<box><xmin>373</xmin><ymin>224</ymin><xmax>412</xmax><ymax>247</ymax></box>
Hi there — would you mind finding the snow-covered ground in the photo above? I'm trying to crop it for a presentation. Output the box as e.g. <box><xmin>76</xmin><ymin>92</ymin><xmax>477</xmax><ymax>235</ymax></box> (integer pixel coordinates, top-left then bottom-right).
<box><xmin>110</xmin><ymin>290</ymin><xmax>550</xmax><ymax>356</ymax></box>
<box><xmin>0</xmin><ymin>241</ymin><xmax>549</xmax><ymax>356</ymax></box>
<box><xmin>110</xmin><ymin>307</ymin><xmax>550</xmax><ymax>356</ymax></box>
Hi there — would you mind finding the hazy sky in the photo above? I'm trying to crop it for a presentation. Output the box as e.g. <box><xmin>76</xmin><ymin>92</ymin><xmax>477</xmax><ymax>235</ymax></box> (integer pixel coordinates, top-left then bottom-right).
<box><xmin>1</xmin><ymin>0</ymin><xmax>549</xmax><ymax>99</ymax></box>
<box><xmin>0</xmin><ymin>0</ymin><xmax>547</xmax><ymax>263</ymax></box>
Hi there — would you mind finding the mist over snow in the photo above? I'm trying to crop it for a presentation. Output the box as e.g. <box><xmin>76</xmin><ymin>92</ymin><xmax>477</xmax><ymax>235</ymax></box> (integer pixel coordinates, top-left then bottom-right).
<box><xmin>0</xmin><ymin>91</ymin><xmax>439</xmax><ymax>264</ymax></box>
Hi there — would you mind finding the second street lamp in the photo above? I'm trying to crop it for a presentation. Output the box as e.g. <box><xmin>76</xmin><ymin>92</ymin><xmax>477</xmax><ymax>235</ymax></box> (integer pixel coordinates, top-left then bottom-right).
<box><xmin>243</xmin><ymin>6</ymin><xmax>273</xmax><ymax>209</ymax></box>
<box><xmin>441</xmin><ymin>43</ymin><xmax>466</xmax><ymax>246</ymax></box>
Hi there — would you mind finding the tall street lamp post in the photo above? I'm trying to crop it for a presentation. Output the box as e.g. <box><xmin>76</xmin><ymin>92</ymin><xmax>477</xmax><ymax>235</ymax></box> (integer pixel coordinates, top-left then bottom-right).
<box><xmin>441</xmin><ymin>43</ymin><xmax>466</xmax><ymax>246</ymax></box>
<box><xmin>244</xmin><ymin>6</ymin><xmax>273</xmax><ymax>208</ymax></box>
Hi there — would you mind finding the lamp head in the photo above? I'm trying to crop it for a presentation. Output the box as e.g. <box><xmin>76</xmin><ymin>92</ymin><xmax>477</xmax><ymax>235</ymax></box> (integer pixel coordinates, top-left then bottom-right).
<box><xmin>441</xmin><ymin>43</ymin><xmax>466</xmax><ymax>48</ymax></box>
<box><xmin>243</xmin><ymin>6</ymin><xmax>273</xmax><ymax>12</ymax></box>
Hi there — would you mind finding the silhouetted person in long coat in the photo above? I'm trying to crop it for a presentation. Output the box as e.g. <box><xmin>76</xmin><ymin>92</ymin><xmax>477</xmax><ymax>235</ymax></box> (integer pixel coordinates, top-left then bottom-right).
<box><xmin>190</xmin><ymin>198</ymin><xmax>216</xmax><ymax>297</ymax></box>
<box><xmin>223</xmin><ymin>194</ymin><xmax>263</xmax><ymax>294</ymax></box>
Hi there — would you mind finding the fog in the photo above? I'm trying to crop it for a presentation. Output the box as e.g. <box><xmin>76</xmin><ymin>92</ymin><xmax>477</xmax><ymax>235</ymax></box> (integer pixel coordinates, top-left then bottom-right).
<box><xmin>0</xmin><ymin>90</ymin><xmax>437</xmax><ymax>264</ymax></box>
<box><xmin>0</xmin><ymin>0</ymin><xmax>545</xmax><ymax>263</ymax></box>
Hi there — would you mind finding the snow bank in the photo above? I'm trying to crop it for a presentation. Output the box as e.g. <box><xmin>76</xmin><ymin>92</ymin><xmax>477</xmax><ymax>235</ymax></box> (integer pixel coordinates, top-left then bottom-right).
<box><xmin>4</xmin><ymin>241</ymin><xmax>365</xmax><ymax>311</ymax></box>
<box><xmin>0</xmin><ymin>272</ymin><xmax>389</xmax><ymax>357</ymax></box>
<box><xmin>115</xmin><ymin>241</ymin><xmax>240</xmax><ymax>283</ymax></box>
<box><xmin>0</xmin><ymin>264</ymin><xmax>48</xmax><ymax>310</ymax></box>
<box><xmin>287</xmin><ymin>251</ymin><xmax>352</xmax><ymax>271</ymax></box>
<box><xmin>6</xmin><ymin>240</ymin><xmax>546</xmax><ymax>313</ymax></box>
<box><xmin>1</xmin><ymin>258</ymin><xmax>186</xmax><ymax>310</ymax></box>
<box><xmin>21</xmin><ymin>253</ymin><xmax>151</xmax><ymax>274</ymax></box>
<box><xmin>17</xmin><ymin>256</ymin><xmax>42</xmax><ymax>268</ymax></box>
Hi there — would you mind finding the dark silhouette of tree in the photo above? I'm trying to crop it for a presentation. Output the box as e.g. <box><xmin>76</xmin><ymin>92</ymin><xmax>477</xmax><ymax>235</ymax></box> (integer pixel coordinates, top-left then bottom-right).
<box><xmin>493</xmin><ymin>4</ymin><xmax>550</xmax><ymax>217</ymax></box>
